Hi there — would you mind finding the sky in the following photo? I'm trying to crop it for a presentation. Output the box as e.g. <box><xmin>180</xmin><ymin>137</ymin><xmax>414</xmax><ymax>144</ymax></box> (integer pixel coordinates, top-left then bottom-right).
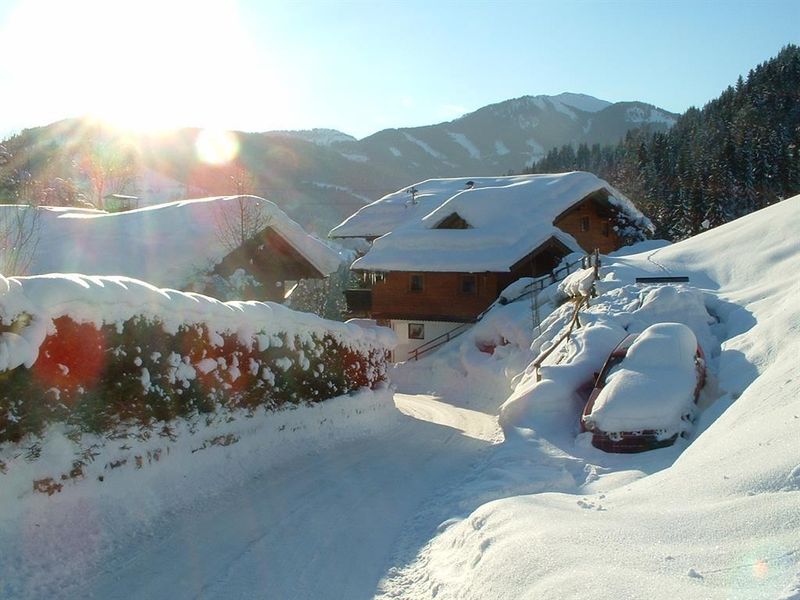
<box><xmin>0</xmin><ymin>0</ymin><xmax>797</xmax><ymax>140</ymax></box>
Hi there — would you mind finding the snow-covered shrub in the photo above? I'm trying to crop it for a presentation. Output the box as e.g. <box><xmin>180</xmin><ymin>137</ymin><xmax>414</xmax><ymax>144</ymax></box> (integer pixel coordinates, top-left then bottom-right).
<box><xmin>0</xmin><ymin>274</ymin><xmax>394</xmax><ymax>447</ymax></box>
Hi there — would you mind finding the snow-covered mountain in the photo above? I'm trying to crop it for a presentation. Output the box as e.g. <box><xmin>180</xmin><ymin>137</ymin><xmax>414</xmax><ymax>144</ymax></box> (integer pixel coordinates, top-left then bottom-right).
<box><xmin>551</xmin><ymin>92</ymin><xmax>613</xmax><ymax>113</ymax></box>
<box><xmin>327</xmin><ymin>94</ymin><xmax>676</xmax><ymax>181</ymax></box>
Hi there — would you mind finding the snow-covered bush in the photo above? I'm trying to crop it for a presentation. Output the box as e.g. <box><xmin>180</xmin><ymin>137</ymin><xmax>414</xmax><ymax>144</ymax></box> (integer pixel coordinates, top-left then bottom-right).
<box><xmin>0</xmin><ymin>274</ymin><xmax>394</xmax><ymax>448</ymax></box>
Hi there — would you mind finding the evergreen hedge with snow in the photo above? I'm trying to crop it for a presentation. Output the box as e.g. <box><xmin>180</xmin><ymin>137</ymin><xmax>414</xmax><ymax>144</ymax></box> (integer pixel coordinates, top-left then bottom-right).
<box><xmin>0</xmin><ymin>274</ymin><xmax>395</xmax><ymax>450</ymax></box>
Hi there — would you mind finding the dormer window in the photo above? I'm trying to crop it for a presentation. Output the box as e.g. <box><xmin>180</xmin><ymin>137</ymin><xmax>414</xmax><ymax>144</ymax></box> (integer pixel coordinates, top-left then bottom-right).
<box><xmin>435</xmin><ymin>212</ymin><xmax>472</xmax><ymax>230</ymax></box>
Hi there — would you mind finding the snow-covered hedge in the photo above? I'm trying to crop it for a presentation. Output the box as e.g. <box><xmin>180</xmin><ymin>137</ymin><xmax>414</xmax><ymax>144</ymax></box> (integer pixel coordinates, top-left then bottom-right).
<box><xmin>0</xmin><ymin>274</ymin><xmax>395</xmax><ymax>448</ymax></box>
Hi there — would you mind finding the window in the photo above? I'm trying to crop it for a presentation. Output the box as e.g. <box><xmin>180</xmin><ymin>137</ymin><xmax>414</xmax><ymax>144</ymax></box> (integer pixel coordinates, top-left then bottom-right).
<box><xmin>435</xmin><ymin>212</ymin><xmax>472</xmax><ymax>229</ymax></box>
<box><xmin>460</xmin><ymin>274</ymin><xmax>477</xmax><ymax>295</ymax></box>
<box><xmin>580</xmin><ymin>216</ymin><xmax>590</xmax><ymax>232</ymax></box>
<box><xmin>408</xmin><ymin>323</ymin><xmax>425</xmax><ymax>340</ymax></box>
<box><xmin>602</xmin><ymin>221</ymin><xmax>610</xmax><ymax>237</ymax></box>
<box><xmin>409</xmin><ymin>273</ymin><xmax>424</xmax><ymax>292</ymax></box>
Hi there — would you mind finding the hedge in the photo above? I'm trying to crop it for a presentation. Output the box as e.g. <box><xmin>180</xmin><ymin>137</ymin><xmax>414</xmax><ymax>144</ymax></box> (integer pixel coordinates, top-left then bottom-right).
<box><xmin>0</xmin><ymin>313</ymin><xmax>389</xmax><ymax>446</ymax></box>
<box><xmin>0</xmin><ymin>267</ymin><xmax>401</xmax><ymax>456</ymax></box>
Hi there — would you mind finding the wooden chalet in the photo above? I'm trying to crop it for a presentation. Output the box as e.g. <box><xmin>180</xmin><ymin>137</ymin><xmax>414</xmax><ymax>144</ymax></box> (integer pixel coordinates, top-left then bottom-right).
<box><xmin>20</xmin><ymin>196</ymin><xmax>342</xmax><ymax>303</ymax></box>
<box><xmin>333</xmin><ymin>173</ymin><xmax>651</xmax><ymax>361</ymax></box>
<box><xmin>104</xmin><ymin>193</ymin><xmax>140</xmax><ymax>212</ymax></box>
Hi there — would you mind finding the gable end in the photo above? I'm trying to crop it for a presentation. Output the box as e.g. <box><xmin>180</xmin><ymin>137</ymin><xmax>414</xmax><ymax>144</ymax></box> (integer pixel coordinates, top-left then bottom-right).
<box><xmin>214</xmin><ymin>226</ymin><xmax>327</xmax><ymax>300</ymax></box>
<box><xmin>553</xmin><ymin>188</ymin><xmax>615</xmax><ymax>223</ymax></box>
<box><xmin>508</xmin><ymin>236</ymin><xmax>573</xmax><ymax>276</ymax></box>
<box><xmin>553</xmin><ymin>188</ymin><xmax>623</xmax><ymax>253</ymax></box>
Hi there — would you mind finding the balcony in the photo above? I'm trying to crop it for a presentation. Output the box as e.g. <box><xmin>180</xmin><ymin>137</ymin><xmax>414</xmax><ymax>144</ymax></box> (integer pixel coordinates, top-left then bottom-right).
<box><xmin>344</xmin><ymin>288</ymin><xmax>372</xmax><ymax>315</ymax></box>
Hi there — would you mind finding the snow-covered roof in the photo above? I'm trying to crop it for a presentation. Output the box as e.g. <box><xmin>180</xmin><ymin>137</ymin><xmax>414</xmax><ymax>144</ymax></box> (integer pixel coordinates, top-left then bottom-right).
<box><xmin>7</xmin><ymin>196</ymin><xmax>342</xmax><ymax>288</ymax></box>
<box><xmin>351</xmin><ymin>172</ymin><xmax>648</xmax><ymax>273</ymax></box>
<box><xmin>329</xmin><ymin>176</ymin><xmax>531</xmax><ymax>239</ymax></box>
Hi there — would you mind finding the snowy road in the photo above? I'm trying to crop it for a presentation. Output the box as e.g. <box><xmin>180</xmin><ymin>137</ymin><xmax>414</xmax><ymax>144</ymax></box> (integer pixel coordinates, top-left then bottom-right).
<box><xmin>78</xmin><ymin>393</ymin><xmax>502</xmax><ymax>600</ymax></box>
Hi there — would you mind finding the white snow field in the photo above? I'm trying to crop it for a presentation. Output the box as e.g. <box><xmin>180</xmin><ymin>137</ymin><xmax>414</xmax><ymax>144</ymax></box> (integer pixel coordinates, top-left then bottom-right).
<box><xmin>1</xmin><ymin>194</ymin><xmax>799</xmax><ymax>599</ymax></box>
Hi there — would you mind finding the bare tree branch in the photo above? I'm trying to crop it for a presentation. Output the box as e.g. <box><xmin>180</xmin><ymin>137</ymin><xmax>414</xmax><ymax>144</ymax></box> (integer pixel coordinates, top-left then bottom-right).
<box><xmin>0</xmin><ymin>204</ymin><xmax>41</xmax><ymax>276</ymax></box>
<box><xmin>215</xmin><ymin>196</ymin><xmax>273</xmax><ymax>252</ymax></box>
<box><xmin>80</xmin><ymin>140</ymin><xmax>138</xmax><ymax>210</ymax></box>
<box><xmin>214</xmin><ymin>168</ymin><xmax>271</xmax><ymax>252</ymax></box>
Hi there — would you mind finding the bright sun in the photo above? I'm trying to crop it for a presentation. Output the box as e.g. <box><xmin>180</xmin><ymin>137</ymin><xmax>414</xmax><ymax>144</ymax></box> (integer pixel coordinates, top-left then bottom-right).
<box><xmin>87</xmin><ymin>0</ymin><xmax>253</xmax><ymax>132</ymax></box>
<box><xmin>0</xmin><ymin>0</ymin><xmax>289</xmax><ymax>134</ymax></box>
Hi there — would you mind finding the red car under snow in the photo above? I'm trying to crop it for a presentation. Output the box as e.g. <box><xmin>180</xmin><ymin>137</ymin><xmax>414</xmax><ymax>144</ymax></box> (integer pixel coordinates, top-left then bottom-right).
<box><xmin>581</xmin><ymin>322</ymin><xmax>706</xmax><ymax>453</ymax></box>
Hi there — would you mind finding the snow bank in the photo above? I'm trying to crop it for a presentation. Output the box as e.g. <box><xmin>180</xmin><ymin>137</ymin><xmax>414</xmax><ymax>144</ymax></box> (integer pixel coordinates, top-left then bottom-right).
<box><xmin>557</xmin><ymin>265</ymin><xmax>596</xmax><ymax>298</ymax></box>
<box><xmin>0</xmin><ymin>272</ymin><xmax>396</xmax><ymax>486</ymax></box>
<box><xmin>496</xmin><ymin>281</ymin><xmax>716</xmax><ymax>441</ymax></box>
<box><xmin>1</xmin><ymin>272</ymin><xmax>395</xmax><ymax>361</ymax></box>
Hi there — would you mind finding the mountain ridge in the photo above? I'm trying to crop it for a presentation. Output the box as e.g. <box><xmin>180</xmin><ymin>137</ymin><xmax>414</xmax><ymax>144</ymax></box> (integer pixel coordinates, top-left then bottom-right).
<box><xmin>0</xmin><ymin>93</ymin><xmax>677</xmax><ymax>234</ymax></box>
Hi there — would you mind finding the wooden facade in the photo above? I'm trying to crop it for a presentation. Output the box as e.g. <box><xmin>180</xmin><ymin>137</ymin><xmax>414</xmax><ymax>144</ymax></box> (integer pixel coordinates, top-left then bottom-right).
<box><xmin>213</xmin><ymin>227</ymin><xmax>324</xmax><ymax>302</ymax></box>
<box><xmin>369</xmin><ymin>271</ymin><xmax>498</xmax><ymax>322</ymax></box>
<box><xmin>553</xmin><ymin>190</ymin><xmax>622</xmax><ymax>254</ymax></box>
<box><xmin>367</xmin><ymin>237</ymin><xmax>572</xmax><ymax>322</ymax></box>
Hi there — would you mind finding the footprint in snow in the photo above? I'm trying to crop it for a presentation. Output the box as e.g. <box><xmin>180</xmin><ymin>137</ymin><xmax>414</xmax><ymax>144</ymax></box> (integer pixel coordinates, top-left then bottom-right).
<box><xmin>687</xmin><ymin>568</ymin><xmax>704</xmax><ymax>579</ymax></box>
<box><xmin>577</xmin><ymin>498</ymin><xmax>605</xmax><ymax>511</ymax></box>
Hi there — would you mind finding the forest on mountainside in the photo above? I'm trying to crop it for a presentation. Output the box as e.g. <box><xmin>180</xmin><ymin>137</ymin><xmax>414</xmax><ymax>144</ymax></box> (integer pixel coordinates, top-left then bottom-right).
<box><xmin>527</xmin><ymin>45</ymin><xmax>800</xmax><ymax>240</ymax></box>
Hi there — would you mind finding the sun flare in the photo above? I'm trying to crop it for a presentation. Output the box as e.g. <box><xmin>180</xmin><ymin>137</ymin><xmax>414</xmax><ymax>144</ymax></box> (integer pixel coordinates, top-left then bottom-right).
<box><xmin>195</xmin><ymin>129</ymin><xmax>240</xmax><ymax>165</ymax></box>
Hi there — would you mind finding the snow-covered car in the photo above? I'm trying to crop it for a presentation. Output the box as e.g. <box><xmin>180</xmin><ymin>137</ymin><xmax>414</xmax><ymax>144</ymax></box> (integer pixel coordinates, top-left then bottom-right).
<box><xmin>581</xmin><ymin>322</ymin><xmax>706</xmax><ymax>453</ymax></box>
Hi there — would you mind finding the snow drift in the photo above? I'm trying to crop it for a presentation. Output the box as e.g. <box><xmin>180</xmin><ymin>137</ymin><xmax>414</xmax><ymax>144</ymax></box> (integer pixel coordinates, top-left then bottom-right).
<box><xmin>585</xmin><ymin>322</ymin><xmax>701</xmax><ymax>435</ymax></box>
